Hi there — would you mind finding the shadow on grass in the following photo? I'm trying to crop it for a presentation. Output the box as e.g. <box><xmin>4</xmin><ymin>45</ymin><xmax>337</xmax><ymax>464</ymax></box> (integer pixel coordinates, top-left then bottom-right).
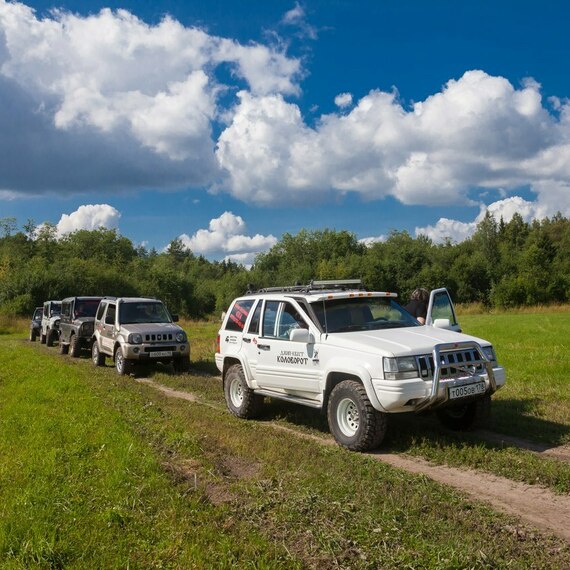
<box><xmin>252</xmin><ymin>397</ymin><xmax>570</xmax><ymax>451</ymax></box>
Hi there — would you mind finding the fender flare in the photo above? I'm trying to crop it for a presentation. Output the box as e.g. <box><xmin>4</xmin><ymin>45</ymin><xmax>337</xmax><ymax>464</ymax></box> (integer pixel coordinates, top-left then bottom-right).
<box><xmin>323</xmin><ymin>361</ymin><xmax>385</xmax><ymax>413</ymax></box>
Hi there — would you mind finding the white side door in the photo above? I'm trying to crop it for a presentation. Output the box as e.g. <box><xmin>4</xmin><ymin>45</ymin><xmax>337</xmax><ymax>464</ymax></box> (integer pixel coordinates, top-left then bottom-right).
<box><xmin>100</xmin><ymin>302</ymin><xmax>117</xmax><ymax>354</ymax></box>
<box><xmin>240</xmin><ymin>299</ymin><xmax>263</xmax><ymax>384</ymax></box>
<box><xmin>426</xmin><ymin>288</ymin><xmax>461</xmax><ymax>332</ymax></box>
<box><xmin>255</xmin><ymin>300</ymin><xmax>322</xmax><ymax>395</ymax></box>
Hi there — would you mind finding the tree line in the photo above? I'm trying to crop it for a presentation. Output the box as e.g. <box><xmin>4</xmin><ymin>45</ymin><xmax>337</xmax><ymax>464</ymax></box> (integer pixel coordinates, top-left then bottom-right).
<box><xmin>0</xmin><ymin>212</ymin><xmax>568</xmax><ymax>318</ymax></box>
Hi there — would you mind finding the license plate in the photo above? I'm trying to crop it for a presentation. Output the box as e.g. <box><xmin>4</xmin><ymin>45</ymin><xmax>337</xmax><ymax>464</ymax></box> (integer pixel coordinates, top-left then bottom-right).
<box><xmin>150</xmin><ymin>351</ymin><xmax>172</xmax><ymax>358</ymax></box>
<box><xmin>449</xmin><ymin>382</ymin><xmax>486</xmax><ymax>400</ymax></box>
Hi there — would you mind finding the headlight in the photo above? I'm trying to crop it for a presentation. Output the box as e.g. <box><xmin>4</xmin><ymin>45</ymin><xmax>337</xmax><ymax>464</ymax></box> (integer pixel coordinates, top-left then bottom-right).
<box><xmin>176</xmin><ymin>332</ymin><xmax>186</xmax><ymax>343</ymax></box>
<box><xmin>383</xmin><ymin>356</ymin><xmax>418</xmax><ymax>380</ymax></box>
<box><xmin>482</xmin><ymin>345</ymin><xmax>497</xmax><ymax>363</ymax></box>
<box><xmin>128</xmin><ymin>333</ymin><xmax>143</xmax><ymax>344</ymax></box>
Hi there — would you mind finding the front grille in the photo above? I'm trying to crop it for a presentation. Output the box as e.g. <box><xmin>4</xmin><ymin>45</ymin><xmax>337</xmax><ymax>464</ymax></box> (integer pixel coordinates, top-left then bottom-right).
<box><xmin>417</xmin><ymin>349</ymin><xmax>485</xmax><ymax>381</ymax></box>
<box><xmin>144</xmin><ymin>333</ymin><xmax>174</xmax><ymax>342</ymax></box>
<box><xmin>144</xmin><ymin>346</ymin><xmax>176</xmax><ymax>353</ymax></box>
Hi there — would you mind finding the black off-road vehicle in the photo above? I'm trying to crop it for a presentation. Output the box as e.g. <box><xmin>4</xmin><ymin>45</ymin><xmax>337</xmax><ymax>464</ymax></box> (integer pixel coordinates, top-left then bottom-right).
<box><xmin>29</xmin><ymin>306</ymin><xmax>43</xmax><ymax>342</ymax></box>
<box><xmin>59</xmin><ymin>296</ymin><xmax>104</xmax><ymax>357</ymax></box>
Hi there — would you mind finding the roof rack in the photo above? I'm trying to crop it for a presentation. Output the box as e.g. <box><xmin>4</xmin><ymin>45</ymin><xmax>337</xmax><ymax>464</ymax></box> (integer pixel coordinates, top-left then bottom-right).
<box><xmin>246</xmin><ymin>279</ymin><xmax>365</xmax><ymax>295</ymax></box>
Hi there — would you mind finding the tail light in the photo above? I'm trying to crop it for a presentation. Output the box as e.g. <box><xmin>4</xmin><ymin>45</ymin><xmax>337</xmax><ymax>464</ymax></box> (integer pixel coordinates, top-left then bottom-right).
<box><xmin>216</xmin><ymin>334</ymin><xmax>220</xmax><ymax>353</ymax></box>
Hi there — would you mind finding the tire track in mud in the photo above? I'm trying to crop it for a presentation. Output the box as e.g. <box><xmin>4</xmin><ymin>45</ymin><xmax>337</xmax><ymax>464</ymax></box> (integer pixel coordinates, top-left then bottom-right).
<box><xmin>137</xmin><ymin>377</ymin><xmax>570</xmax><ymax>543</ymax></box>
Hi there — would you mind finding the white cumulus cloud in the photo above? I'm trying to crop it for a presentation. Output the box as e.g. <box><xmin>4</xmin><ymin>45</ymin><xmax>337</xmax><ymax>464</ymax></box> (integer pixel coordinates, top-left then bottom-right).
<box><xmin>216</xmin><ymin>70</ymin><xmax>570</xmax><ymax>219</ymax></box>
<box><xmin>334</xmin><ymin>92</ymin><xmax>353</xmax><ymax>108</ymax></box>
<box><xmin>0</xmin><ymin>1</ymin><xmax>301</xmax><ymax>195</ymax></box>
<box><xmin>56</xmin><ymin>204</ymin><xmax>121</xmax><ymax>236</ymax></box>
<box><xmin>414</xmin><ymin>196</ymin><xmax>553</xmax><ymax>243</ymax></box>
<box><xmin>177</xmin><ymin>211</ymin><xmax>277</xmax><ymax>261</ymax></box>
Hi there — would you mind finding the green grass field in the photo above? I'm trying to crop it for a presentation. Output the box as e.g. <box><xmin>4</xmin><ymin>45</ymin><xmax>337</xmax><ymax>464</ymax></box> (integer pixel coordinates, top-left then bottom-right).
<box><xmin>0</xmin><ymin>309</ymin><xmax>569</xmax><ymax>568</ymax></box>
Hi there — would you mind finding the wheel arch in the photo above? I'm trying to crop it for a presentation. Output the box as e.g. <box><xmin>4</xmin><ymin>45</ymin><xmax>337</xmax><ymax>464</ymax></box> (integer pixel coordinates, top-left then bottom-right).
<box><xmin>323</xmin><ymin>366</ymin><xmax>385</xmax><ymax>413</ymax></box>
<box><xmin>222</xmin><ymin>357</ymin><xmax>252</xmax><ymax>386</ymax></box>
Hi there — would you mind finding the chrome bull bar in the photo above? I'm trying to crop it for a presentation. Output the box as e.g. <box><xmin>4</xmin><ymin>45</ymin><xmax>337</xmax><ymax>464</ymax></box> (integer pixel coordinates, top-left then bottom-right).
<box><xmin>415</xmin><ymin>341</ymin><xmax>497</xmax><ymax>413</ymax></box>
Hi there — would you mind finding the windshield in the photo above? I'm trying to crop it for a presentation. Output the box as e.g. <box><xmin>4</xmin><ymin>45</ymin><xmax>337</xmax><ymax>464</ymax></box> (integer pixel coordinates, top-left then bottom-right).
<box><xmin>74</xmin><ymin>299</ymin><xmax>101</xmax><ymax>318</ymax></box>
<box><xmin>50</xmin><ymin>303</ymin><xmax>61</xmax><ymax>316</ymax></box>
<box><xmin>118</xmin><ymin>301</ymin><xmax>171</xmax><ymax>324</ymax></box>
<box><xmin>311</xmin><ymin>297</ymin><xmax>420</xmax><ymax>332</ymax></box>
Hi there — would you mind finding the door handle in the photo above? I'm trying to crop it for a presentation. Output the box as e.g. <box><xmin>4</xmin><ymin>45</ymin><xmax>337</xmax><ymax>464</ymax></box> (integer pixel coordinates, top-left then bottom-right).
<box><xmin>258</xmin><ymin>344</ymin><xmax>270</xmax><ymax>351</ymax></box>
<box><xmin>243</xmin><ymin>338</ymin><xmax>251</xmax><ymax>343</ymax></box>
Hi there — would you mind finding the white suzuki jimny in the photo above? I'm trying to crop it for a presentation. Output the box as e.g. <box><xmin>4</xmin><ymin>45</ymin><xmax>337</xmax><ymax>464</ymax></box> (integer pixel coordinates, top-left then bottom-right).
<box><xmin>215</xmin><ymin>280</ymin><xmax>505</xmax><ymax>451</ymax></box>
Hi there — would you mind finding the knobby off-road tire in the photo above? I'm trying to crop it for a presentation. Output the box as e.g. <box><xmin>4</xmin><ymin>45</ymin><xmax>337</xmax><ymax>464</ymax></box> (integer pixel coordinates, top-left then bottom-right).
<box><xmin>40</xmin><ymin>333</ymin><xmax>46</xmax><ymax>344</ymax></box>
<box><xmin>29</xmin><ymin>329</ymin><xmax>36</xmax><ymax>342</ymax></box>
<box><xmin>224</xmin><ymin>364</ymin><xmax>264</xmax><ymax>419</ymax></box>
<box><xmin>92</xmin><ymin>342</ymin><xmax>105</xmax><ymax>367</ymax></box>
<box><xmin>46</xmin><ymin>329</ymin><xmax>56</xmax><ymax>347</ymax></box>
<box><xmin>59</xmin><ymin>340</ymin><xmax>69</xmax><ymax>355</ymax></box>
<box><xmin>327</xmin><ymin>380</ymin><xmax>387</xmax><ymax>452</ymax></box>
<box><xmin>436</xmin><ymin>394</ymin><xmax>492</xmax><ymax>431</ymax></box>
<box><xmin>115</xmin><ymin>348</ymin><xmax>131</xmax><ymax>376</ymax></box>
<box><xmin>69</xmin><ymin>334</ymin><xmax>80</xmax><ymax>358</ymax></box>
<box><xmin>173</xmin><ymin>355</ymin><xmax>190</xmax><ymax>374</ymax></box>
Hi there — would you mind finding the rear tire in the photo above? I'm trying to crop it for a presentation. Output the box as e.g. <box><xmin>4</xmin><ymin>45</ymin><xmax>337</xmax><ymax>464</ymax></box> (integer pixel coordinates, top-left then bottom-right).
<box><xmin>327</xmin><ymin>380</ymin><xmax>387</xmax><ymax>451</ymax></box>
<box><xmin>30</xmin><ymin>329</ymin><xmax>37</xmax><ymax>342</ymax></box>
<box><xmin>436</xmin><ymin>394</ymin><xmax>491</xmax><ymax>431</ymax></box>
<box><xmin>224</xmin><ymin>364</ymin><xmax>263</xmax><ymax>419</ymax></box>
<box><xmin>46</xmin><ymin>329</ymin><xmax>55</xmax><ymax>347</ymax></box>
<box><xmin>40</xmin><ymin>333</ymin><xmax>46</xmax><ymax>344</ymax></box>
<box><xmin>59</xmin><ymin>341</ymin><xmax>69</xmax><ymax>355</ymax></box>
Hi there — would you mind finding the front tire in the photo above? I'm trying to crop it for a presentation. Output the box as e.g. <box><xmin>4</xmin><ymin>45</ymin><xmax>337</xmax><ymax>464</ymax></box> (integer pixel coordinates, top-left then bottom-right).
<box><xmin>173</xmin><ymin>355</ymin><xmax>190</xmax><ymax>374</ymax></box>
<box><xmin>30</xmin><ymin>329</ymin><xmax>37</xmax><ymax>342</ymax></box>
<box><xmin>40</xmin><ymin>333</ymin><xmax>46</xmax><ymax>344</ymax></box>
<box><xmin>69</xmin><ymin>334</ymin><xmax>80</xmax><ymax>358</ymax></box>
<box><xmin>115</xmin><ymin>348</ymin><xmax>130</xmax><ymax>376</ymax></box>
<box><xmin>224</xmin><ymin>364</ymin><xmax>263</xmax><ymax>419</ymax></box>
<box><xmin>46</xmin><ymin>329</ymin><xmax>56</xmax><ymax>347</ymax></box>
<box><xmin>327</xmin><ymin>380</ymin><xmax>387</xmax><ymax>452</ymax></box>
<box><xmin>92</xmin><ymin>342</ymin><xmax>105</xmax><ymax>367</ymax></box>
<box><xmin>436</xmin><ymin>394</ymin><xmax>491</xmax><ymax>431</ymax></box>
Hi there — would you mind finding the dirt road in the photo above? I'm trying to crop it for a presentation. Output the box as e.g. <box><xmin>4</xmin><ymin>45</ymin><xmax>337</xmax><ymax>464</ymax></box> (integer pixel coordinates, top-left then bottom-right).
<box><xmin>137</xmin><ymin>377</ymin><xmax>570</xmax><ymax>543</ymax></box>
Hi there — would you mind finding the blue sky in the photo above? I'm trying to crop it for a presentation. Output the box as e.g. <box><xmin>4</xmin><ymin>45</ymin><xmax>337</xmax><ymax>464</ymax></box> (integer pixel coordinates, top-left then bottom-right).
<box><xmin>1</xmin><ymin>0</ymin><xmax>569</xmax><ymax>263</ymax></box>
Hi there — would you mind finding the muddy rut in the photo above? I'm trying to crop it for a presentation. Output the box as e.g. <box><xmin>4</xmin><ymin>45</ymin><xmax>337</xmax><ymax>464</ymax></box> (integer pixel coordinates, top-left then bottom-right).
<box><xmin>136</xmin><ymin>378</ymin><xmax>570</xmax><ymax>543</ymax></box>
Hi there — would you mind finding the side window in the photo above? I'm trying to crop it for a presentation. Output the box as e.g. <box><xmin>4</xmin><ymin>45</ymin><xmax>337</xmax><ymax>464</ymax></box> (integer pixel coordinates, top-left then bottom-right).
<box><xmin>62</xmin><ymin>303</ymin><xmax>71</xmax><ymax>318</ymax></box>
<box><xmin>246</xmin><ymin>301</ymin><xmax>262</xmax><ymax>335</ymax></box>
<box><xmin>276</xmin><ymin>302</ymin><xmax>308</xmax><ymax>339</ymax></box>
<box><xmin>262</xmin><ymin>301</ymin><xmax>280</xmax><ymax>337</ymax></box>
<box><xmin>96</xmin><ymin>302</ymin><xmax>106</xmax><ymax>321</ymax></box>
<box><xmin>104</xmin><ymin>304</ymin><xmax>116</xmax><ymax>325</ymax></box>
<box><xmin>263</xmin><ymin>302</ymin><xmax>308</xmax><ymax>339</ymax></box>
<box><xmin>431</xmin><ymin>291</ymin><xmax>458</xmax><ymax>325</ymax></box>
<box><xmin>225</xmin><ymin>299</ymin><xmax>255</xmax><ymax>332</ymax></box>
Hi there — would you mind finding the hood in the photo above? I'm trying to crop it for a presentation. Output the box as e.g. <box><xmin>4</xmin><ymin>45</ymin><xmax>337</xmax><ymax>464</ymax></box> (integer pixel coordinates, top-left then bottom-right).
<box><xmin>119</xmin><ymin>322</ymin><xmax>183</xmax><ymax>335</ymax></box>
<box><xmin>323</xmin><ymin>326</ymin><xmax>491</xmax><ymax>357</ymax></box>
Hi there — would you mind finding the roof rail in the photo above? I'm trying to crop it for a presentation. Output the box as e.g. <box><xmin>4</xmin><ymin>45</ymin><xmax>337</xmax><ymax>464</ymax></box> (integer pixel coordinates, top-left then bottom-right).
<box><xmin>245</xmin><ymin>278</ymin><xmax>365</xmax><ymax>295</ymax></box>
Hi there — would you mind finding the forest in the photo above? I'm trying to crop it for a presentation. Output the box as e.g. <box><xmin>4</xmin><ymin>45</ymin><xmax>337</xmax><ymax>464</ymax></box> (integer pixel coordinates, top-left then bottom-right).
<box><xmin>0</xmin><ymin>211</ymin><xmax>568</xmax><ymax>318</ymax></box>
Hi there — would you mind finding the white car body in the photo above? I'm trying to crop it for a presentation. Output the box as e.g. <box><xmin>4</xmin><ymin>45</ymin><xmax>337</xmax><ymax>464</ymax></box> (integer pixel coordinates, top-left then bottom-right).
<box><xmin>216</xmin><ymin>282</ymin><xmax>506</xmax><ymax>450</ymax></box>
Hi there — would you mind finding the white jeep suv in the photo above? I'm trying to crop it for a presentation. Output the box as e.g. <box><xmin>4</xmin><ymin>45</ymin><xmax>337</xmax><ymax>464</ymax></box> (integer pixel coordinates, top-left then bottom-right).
<box><xmin>92</xmin><ymin>297</ymin><xmax>190</xmax><ymax>375</ymax></box>
<box><xmin>216</xmin><ymin>280</ymin><xmax>506</xmax><ymax>451</ymax></box>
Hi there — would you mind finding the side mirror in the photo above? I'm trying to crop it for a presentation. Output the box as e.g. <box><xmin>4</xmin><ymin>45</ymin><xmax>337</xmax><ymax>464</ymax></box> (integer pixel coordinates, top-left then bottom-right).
<box><xmin>171</xmin><ymin>314</ymin><xmax>179</xmax><ymax>322</ymax></box>
<box><xmin>433</xmin><ymin>318</ymin><xmax>452</xmax><ymax>330</ymax></box>
<box><xmin>289</xmin><ymin>328</ymin><xmax>314</xmax><ymax>344</ymax></box>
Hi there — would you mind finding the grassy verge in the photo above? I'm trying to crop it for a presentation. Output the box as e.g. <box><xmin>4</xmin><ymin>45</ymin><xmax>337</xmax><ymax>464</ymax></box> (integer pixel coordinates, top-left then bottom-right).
<box><xmin>2</xmin><ymin>337</ymin><xmax>569</xmax><ymax>568</ymax></box>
